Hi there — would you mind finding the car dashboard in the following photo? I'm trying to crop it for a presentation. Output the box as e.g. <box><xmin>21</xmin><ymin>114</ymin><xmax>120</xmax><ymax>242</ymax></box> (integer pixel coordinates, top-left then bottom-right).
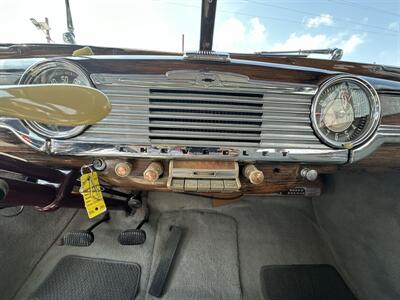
<box><xmin>1</xmin><ymin>51</ymin><xmax>400</xmax><ymax>197</ymax></box>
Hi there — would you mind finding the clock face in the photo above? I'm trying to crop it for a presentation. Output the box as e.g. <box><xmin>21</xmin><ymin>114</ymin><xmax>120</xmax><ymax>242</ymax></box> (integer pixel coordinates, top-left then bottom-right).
<box><xmin>312</xmin><ymin>77</ymin><xmax>380</xmax><ymax>148</ymax></box>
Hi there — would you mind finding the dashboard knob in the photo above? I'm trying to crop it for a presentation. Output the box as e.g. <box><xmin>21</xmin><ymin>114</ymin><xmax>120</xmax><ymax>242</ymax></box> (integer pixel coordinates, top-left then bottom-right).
<box><xmin>114</xmin><ymin>162</ymin><xmax>132</xmax><ymax>178</ymax></box>
<box><xmin>243</xmin><ymin>164</ymin><xmax>264</xmax><ymax>185</ymax></box>
<box><xmin>144</xmin><ymin>162</ymin><xmax>163</xmax><ymax>183</ymax></box>
<box><xmin>300</xmin><ymin>168</ymin><xmax>318</xmax><ymax>181</ymax></box>
<box><xmin>92</xmin><ymin>158</ymin><xmax>107</xmax><ymax>171</ymax></box>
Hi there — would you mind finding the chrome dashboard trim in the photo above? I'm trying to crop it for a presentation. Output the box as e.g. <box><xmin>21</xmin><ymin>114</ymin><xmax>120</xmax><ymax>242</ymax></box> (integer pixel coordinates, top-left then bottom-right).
<box><xmin>350</xmin><ymin>125</ymin><xmax>400</xmax><ymax>162</ymax></box>
<box><xmin>91</xmin><ymin>71</ymin><xmax>318</xmax><ymax>95</ymax></box>
<box><xmin>183</xmin><ymin>51</ymin><xmax>231</xmax><ymax>62</ymax></box>
<box><xmin>47</xmin><ymin>140</ymin><xmax>349</xmax><ymax>163</ymax></box>
<box><xmin>0</xmin><ymin>58</ymin><xmax>42</xmax><ymax>85</ymax></box>
<box><xmin>380</xmin><ymin>93</ymin><xmax>400</xmax><ymax>116</ymax></box>
<box><xmin>3</xmin><ymin>69</ymin><xmax>397</xmax><ymax>164</ymax></box>
<box><xmin>0</xmin><ymin>119</ymin><xmax>48</xmax><ymax>152</ymax></box>
<box><xmin>0</xmin><ymin>72</ymin><xmax>23</xmax><ymax>85</ymax></box>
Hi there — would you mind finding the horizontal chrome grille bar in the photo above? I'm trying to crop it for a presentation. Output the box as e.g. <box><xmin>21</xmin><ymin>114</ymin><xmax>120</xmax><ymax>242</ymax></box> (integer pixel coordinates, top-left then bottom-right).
<box><xmin>149</xmin><ymin>112</ymin><xmax>261</xmax><ymax>121</ymax></box>
<box><xmin>149</xmin><ymin>131</ymin><xmax>260</xmax><ymax>140</ymax></box>
<box><xmin>150</xmin><ymin>122</ymin><xmax>260</xmax><ymax>131</ymax></box>
<box><xmin>262</xmin><ymin>115</ymin><xmax>310</xmax><ymax>123</ymax></box>
<box><xmin>261</xmin><ymin>133</ymin><xmax>319</xmax><ymax>141</ymax></box>
<box><xmin>148</xmin><ymin>92</ymin><xmax>264</xmax><ymax>105</ymax></box>
<box><xmin>260</xmin><ymin>142</ymin><xmax>329</xmax><ymax>149</ymax></box>
<box><xmin>149</xmin><ymin>104</ymin><xmax>262</xmax><ymax>114</ymax></box>
<box><xmin>261</xmin><ymin>124</ymin><xmax>313</xmax><ymax>132</ymax></box>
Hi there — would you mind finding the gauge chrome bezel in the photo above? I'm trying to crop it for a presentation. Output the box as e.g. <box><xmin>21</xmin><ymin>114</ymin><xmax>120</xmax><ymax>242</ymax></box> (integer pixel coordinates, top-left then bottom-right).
<box><xmin>19</xmin><ymin>59</ymin><xmax>92</xmax><ymax>139</ymax></box>
<box><xmin>311</xmin><ymin>75</ymin><xmax>381</xmax><ymax>149</ymax></box>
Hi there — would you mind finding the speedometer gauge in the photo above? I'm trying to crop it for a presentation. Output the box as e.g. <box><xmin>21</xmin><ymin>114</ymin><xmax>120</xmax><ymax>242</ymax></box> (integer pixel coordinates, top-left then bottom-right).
<box><xmin>19</xmin><ymin>60</ymin><xmax>91</xmax><ymax>139</ymax></box>
<box><xmin>311</xmin><ymin>76</ymin><xmax>381</xmax><ymax>149</ymax></box>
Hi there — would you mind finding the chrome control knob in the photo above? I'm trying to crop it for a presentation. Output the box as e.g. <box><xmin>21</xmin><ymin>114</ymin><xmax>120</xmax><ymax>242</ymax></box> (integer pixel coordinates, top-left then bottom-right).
<box><xmin>144</xmin><ymin>162</ymin><xmax>163</xmax><ymax>183</ymax></box>
<box><xmin>300</xmin><ymin>168</ymin><xmax>318</xmax><ymax>181</ymax></box>
<box><xmin>243</xmin><ymin>164</ymin><xmax>264</xmax><ymax>185</ymax></box>
<box><xmin>115</xmin><ymin>162</ymin><xmax>132</xmax><ymax>178</ymax></box>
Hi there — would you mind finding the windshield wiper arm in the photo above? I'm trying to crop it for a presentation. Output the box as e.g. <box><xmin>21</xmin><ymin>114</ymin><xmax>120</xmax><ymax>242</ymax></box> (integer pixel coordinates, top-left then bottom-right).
<box><xmin>256</xmin><ymin>48</ymin><xmax>343</xmax><ymax>61</ymax></box>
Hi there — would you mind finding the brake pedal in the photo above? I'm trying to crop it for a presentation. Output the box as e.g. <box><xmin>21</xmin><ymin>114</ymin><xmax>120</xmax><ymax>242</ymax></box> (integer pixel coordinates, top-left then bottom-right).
<box><xmin>61</xmin><ymin>230</ymin><xmax>94</xmax><ymax>247</ymax></box>
<box><xmin>61</xmin><ymin>212</ymin><xmax>110</xmax><ymax>247</ymax></box>
<box><xmin>118</xmin><ymin>229</ymin><xmax>146</xmax><ymax>245</ymax></box>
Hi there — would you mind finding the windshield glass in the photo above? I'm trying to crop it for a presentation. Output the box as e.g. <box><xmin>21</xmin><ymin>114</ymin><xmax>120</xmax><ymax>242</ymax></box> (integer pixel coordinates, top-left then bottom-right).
<box><xmin>0</xmin><ymin>0</ymin><xmax>399</xmax><ymax>65</ymax></box>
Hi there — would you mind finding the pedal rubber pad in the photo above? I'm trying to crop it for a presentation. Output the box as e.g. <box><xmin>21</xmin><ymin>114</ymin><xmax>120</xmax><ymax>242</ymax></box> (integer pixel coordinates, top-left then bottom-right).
<box><xmin>118</xmin><ymin>229</ymin><xmax>146</xmax><ymax>245</ymax></box>
<box><xmin>61</xmin><ymin>231</ymin><xmax>94</xmax><ymax>247</ymax></box>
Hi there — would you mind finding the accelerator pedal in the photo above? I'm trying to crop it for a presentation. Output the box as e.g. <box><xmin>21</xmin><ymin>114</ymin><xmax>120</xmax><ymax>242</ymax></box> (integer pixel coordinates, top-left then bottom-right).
<box><xmin>148</xmin><ymin>226</ymin><xmax>183</xmax><ymax>298</ymax></box>
<box><xmin>118</xmin><ymin>196</ymin><xmax>149</xmax><ymax>245</ymax></box>
<box><xmin>61</xmin><ymin>212</ymin><xmax>110</xmax><ymax>247</ymax></box>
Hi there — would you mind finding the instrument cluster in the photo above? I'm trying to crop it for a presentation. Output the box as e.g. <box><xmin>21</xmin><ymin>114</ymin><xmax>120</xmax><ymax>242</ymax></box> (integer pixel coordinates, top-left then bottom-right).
<box><xmin>19</xmin><ymin>60</ymin><xmax>91</xmax><ymax>139</ymax></box>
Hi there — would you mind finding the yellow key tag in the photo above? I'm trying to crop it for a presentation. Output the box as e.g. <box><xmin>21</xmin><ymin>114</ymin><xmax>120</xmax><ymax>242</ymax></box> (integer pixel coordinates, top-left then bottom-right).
<box><xmin>80</xmin><ymin>170</ymin><xmax>107</xmax><ymax>219</ymax></box>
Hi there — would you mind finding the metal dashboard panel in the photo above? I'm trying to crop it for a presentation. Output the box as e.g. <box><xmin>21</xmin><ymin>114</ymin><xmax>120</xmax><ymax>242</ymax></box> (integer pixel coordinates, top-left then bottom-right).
<box><xmin>0</xmin><ymin>67</ymin><xmax>351</xmax><ymax>163</ymax></box>
<box><xmin>44</xmin><ymin>71</ymin><xmax>349</xmax><ymax>163</ymax></box>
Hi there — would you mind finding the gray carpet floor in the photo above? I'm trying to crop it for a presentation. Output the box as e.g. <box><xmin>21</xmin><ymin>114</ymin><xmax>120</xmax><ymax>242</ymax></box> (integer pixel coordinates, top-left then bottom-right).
<box><xmin>8</xmin><ymin>193</ymin><xmax>338</xmax><ymax>300</ymax></box>
<box><xmin>0</xmin><ymin>207</ymin><xmax>77</xmax><ymax>300</ymax></box>
<box><xmin>314</xmin><ymin>172</ymin><xmax>400</xmax><ymax>300</ymax></box>
<box><xmin>3</xmin><ymin>172</ymin><xmax>399</xmax><ymax>300</ymax></box>
<box><xmin>216</xmin><ymin>196</ymin><xmax>337</xmax><ymax>300</ymax></box>
<box><xmin>147</xmin><ymin>210</ymin><xmax>241</xmax><ymax>300</ymax></box>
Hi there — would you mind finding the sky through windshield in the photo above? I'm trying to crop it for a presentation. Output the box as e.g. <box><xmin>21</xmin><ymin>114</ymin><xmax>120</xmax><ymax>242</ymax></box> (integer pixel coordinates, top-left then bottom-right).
<box><xmin>0</xmin><ymin>0</ymin><xmax>399</xmax><ymax>65</ymax></box>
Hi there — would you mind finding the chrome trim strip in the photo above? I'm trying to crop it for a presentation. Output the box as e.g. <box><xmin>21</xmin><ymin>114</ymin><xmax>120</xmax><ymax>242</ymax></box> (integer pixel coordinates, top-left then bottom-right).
<box><xmin>350</xmin><ymin>125</ymin><xmax>400</xmax><ymax>162</ymax></box>
<box><xmin>0</xmin><ymin>119</ymin><xmax>47</xmax><ymax>152</ymax></box>
<box><xmin>47</xmin><ymin>140</ymin><xmax>349</xmax><ymax>163</ymax></box>
<box><xmin>183</xmin><ymin>51</ymin><xmax>231</xmax><ymax>62</ymax></box>
<box><xmin>380</xmin><ymin>93</ymin><xmax>400</xmax><ymax>116</ymax></box>
<box><xmin>0</xmin><ymin>72</ymin><xmax>23</xmax><ymax>85</ymax></box>
<box><xmin>91</xmin><ymin>71</ymin><xmax>317</xmax><ymax>95</ymax></box>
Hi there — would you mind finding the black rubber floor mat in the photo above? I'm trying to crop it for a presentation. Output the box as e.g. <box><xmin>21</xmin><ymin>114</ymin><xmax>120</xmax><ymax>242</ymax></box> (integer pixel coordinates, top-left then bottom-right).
<box><xmin>30</xmin><ymin>255</ymin><xmax>140</xmax><ymax>300</ymax></box>
<box><xmin>260</xmin><ymin>264</ymin><xmax>357</xmax><ymax>300</ymax></box>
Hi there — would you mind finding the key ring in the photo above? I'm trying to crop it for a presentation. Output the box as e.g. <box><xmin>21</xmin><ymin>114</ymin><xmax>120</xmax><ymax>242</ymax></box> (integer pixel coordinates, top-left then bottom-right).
<box><xmin>80</xmin><ymin>164</ymin><xmax>94</xmax><ymax>175</ymax></box>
